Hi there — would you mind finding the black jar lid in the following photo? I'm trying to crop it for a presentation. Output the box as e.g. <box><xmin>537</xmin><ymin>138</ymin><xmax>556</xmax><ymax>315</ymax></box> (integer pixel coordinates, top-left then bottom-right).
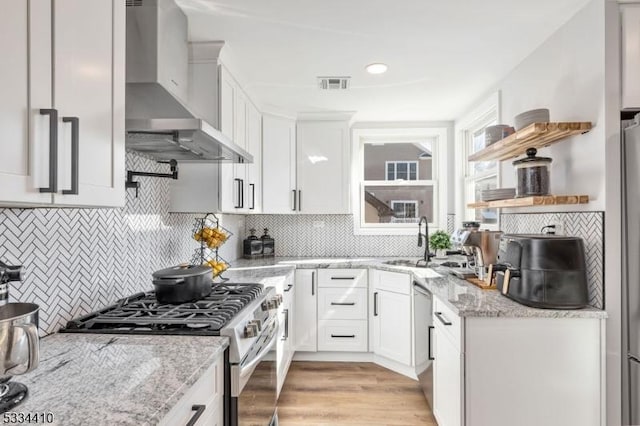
<box><xmin>246</xmin><ymin>228</ymin><xmax>259</xmax><ymax>240</ymax></box>
<box><xmin>512</xmin><ymin>148</ymin><xmax>552</xmax><ymax>166</ymax></box>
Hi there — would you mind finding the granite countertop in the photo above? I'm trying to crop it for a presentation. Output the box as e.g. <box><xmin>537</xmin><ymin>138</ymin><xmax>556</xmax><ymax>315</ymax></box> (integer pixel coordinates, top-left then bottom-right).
<box><xmin>15</xmin><ymin>334</ymin><xmax>228</xmax><ymax>426</ymax></box>
<box><xmin>229</xmin><ymin>257</ymin><xmax>607</xmax><ymax>319</ymax></box>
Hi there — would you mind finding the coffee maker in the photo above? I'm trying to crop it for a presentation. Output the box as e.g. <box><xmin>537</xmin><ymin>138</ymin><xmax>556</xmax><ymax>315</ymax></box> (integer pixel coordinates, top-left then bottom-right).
<box><xmin>450</xmin><ymin>229</ymin><xmax>502</xmax><ymax>280</ymax></box>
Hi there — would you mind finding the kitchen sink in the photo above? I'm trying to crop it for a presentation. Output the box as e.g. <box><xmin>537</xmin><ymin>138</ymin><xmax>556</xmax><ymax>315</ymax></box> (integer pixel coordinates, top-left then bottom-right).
<box><xmin>383</xmin><ymin>259</ymin><xmax>440</xmax><ymax>268</ymax></box>
<box><xmin>382</xmin><ymin>259</ymin><xmax>442</xmax><ymax>278</ymax></box>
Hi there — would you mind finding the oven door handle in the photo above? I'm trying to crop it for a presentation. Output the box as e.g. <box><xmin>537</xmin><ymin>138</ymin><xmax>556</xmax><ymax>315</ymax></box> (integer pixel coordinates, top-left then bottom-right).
<box><xmin>240</xmin><ymin>331</ymin><xmax>278</xmax><ymax>379</ymax></box>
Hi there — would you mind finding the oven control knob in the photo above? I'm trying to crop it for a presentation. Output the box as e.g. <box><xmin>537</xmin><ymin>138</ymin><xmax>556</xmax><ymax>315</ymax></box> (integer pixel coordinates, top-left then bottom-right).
<box><xmin>249</xmin><ymin>319</ymin><xmax>262</xmax><ymax>332</ymax></box>
<box><xmin>244</xmin><ymin>323</ymin><xmax>259</xmax><ymax>338</ymax></box>
<box><xmin>261</xmin><ymin>301</ymin><xmax>270</xmax><ymax>311</ymax></box>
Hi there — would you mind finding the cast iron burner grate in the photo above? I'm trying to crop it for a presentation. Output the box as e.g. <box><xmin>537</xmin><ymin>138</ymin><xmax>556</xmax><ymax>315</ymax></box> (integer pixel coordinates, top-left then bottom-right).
<box><xmin>61</xmin><ymin>283</ymin><xmax>264</xmax><ymax>335</ymax></box>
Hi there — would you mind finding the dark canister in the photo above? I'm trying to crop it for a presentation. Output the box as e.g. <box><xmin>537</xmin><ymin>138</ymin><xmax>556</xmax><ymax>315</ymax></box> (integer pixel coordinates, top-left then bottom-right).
<box><xmin>512</xmin><ymin>148</ymin><xmax>552</xmax><ymax>197</ymax></box>
<box><xmin>243</xmin><ymin>228</ymin><xmax>264</xmax><ymax>259</ymax></box>
<box><xmin>261</xmin><ymin>228</ymin><xmax>275</xmax><ymax>257</ymax></box>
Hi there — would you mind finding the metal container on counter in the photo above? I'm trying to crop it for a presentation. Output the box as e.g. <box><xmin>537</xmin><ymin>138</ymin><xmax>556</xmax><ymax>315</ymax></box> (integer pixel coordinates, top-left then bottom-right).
<box><xmin>513</xmin><ymin>148</ymin><xmax>551</xmax><ymax>197</ymax></box>
<box><xmin>243</xmin><ymin>228</ymin><xmax>264</xmax><ymax>259</ymax></box>
<box><xmin>261</xmin><ymin>228</ymin><xmax>275</xmax><ymax>257</ymax></box>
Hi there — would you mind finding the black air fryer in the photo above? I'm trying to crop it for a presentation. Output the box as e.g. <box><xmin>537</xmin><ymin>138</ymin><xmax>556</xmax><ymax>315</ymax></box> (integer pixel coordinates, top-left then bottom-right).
<box><xmin>492</xmin><ymin>234</ymin><xmax>589</xmax><ymax>309</ymax></box>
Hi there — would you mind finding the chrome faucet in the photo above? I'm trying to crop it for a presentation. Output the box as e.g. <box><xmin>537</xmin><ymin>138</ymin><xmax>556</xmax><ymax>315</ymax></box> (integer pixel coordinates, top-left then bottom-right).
<box><xmin>0</xmin><ymin>260</ymin><xmax>25</xmax><ymax>306</ymax></box>
<box><xmin>417</xmin><ymin>216</ymin><xmax>435</xmax><ymax>266</ymax></box>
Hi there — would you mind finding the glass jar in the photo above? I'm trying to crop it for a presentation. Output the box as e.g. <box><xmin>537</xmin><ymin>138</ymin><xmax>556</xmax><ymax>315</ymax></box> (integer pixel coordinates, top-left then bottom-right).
<box><xmin>512</xmin><ymin>148</ymin><xmax>552</xmax><ymax>197</ymax></box>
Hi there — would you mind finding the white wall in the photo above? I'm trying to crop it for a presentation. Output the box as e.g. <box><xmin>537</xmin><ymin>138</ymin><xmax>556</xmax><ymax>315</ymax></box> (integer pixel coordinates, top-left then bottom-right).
<box><xmin>494</xmin><ymin>0</ymin><xmax>606</xmax><ymax>212</ymax></box>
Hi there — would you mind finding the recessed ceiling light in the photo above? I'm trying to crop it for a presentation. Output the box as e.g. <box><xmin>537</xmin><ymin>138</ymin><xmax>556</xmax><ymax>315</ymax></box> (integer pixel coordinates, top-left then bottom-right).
<box><xmin>366</xmin><ymin>63</ymin><xmax>388</xmax><ymax>74</ymax></box>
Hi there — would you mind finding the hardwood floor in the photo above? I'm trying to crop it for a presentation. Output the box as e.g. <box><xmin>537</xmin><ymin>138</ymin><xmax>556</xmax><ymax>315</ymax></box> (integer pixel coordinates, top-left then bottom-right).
<box><xmin>277</xmin><ymin>362</ymin><xmax>437</xmax><ymax>426</ymax></box>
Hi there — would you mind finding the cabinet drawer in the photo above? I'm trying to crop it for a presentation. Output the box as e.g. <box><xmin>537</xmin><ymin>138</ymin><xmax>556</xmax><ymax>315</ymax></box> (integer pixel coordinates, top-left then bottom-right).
<box><xmin>433</xmin><ymin>297</ymin><xmax>462</xmax><ymax>350</ymax></box>
<box><xmin>317</xmin><ymin>269</ymin><xmax>367</xmax><ymax>288</ymax></box>
<box><xmin>159</xmin><ymin>355</ymin><xmax>224</xmax><ymax>426</ymax></box>
<box><xmin>371</xmin><ymin>269</ymin><xmax>411</xmax><ymax>295</ymax></box>
<box><xmin>318</xmin><ymin>288</ymin><xmax>367</xmax><ymax>320</ymax></box>
<box><xmin>318</xmin><ymin>320</ymin><xmax>368</xmax><ymax>352</ymax></box>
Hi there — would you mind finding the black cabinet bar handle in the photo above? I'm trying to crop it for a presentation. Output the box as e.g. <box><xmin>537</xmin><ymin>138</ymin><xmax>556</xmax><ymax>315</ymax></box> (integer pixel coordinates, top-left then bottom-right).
<box><xmin>435</xmin><ymin>312</ymin><xmax>452</xmax><ymax>326</ymax></box>
<box><xmin>234</xmin><ymin>178</ymin><xmax>242</xmax><ymax>208</ymax></box>
<box><xmin>284</xmin><ymin>284</ymin><xmax>293</xmax><ymax>292</ymax></box>
<box><xmin>292</xmin><ymin>189</ymin><xmax>297</xmax><ymax>211</ymax></box>
<box><xmin>428</xmin><ymin>325</ymin><xmax>434</xmax><ymax>360</ymax></box>
<box><xmin>282</xmin><ymin>309</ymin><xmax>289</xmax><ymax>340</ymax></box>
<box><xmin>311</xmin><ymin>271</ymin><xmax>315</xmax><ymax>296</ymax></box>
<box><xmin>373</xmin><ymin>292</ymin><xmax>378</xmax><ymax>316</ymax></box>
<box><xmin>39</xmin><ymin>109</ymin><xmax>58</xmax><ymax>193</ymax></box>
<box><xmin>331</xmin><ymin>276</ymin><xmax>356</xmax><ymax>280</ymax></box>
<box><xmin>186</xmin><ymin>404</ymin><xmax>206</xmax><ymax>426</ymax></box>
<box><xmin>249</xmin><ymin>183</ymin><xmax>255</xmax><ymax>210</ymax></box>
<box><xmin>298</xmin><ymin>189</ymin><xmax>302</xmax><ymax>212</ymax></box>
<box><xmin>331</xmin><ymin>334</ymin><xmax>355</xmax><ymax>338</ymax></box>
<box><xmin>331</xmin><ymin>302</ymin><xmax>355</xmax><ymax>306</ymax></box>
<box><xmin>240</xmin><ymin>179</ymin><xmax>244</xmax><ymax>208</ymax></box>
<box><xmin>62</xmin><ymin>117</ymin><xmax>79</xmax><ymax>195</ymax></box>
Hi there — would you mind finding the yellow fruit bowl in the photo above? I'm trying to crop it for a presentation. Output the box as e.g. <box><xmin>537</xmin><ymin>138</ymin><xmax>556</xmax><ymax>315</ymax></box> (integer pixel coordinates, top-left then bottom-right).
<box><xmin>193</xmin><ymin>227</ymin><xmax>229</xmax><ymax>249</ymax></box>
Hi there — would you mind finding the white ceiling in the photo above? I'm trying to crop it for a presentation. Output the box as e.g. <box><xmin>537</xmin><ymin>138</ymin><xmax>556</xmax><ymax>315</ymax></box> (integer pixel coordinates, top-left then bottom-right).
<box><xmin>176</xmin><ymin>0</ymin><xmax>591</xmax><ymax>122</ymax></box>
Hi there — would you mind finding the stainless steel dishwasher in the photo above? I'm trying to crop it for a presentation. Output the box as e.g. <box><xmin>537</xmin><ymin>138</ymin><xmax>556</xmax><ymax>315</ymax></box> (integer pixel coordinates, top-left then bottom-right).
<box><xmin>414</xmin><ymin>282</ymin><xmax>433</xmax><ymax>408</ymax></box>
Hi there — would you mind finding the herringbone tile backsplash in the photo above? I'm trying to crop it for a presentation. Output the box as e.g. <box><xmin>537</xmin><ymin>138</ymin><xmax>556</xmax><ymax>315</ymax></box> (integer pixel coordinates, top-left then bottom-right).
<box><xmin>0</xmin><ymin>153</ymin><xmax>243</xmax><ymax>336</ymax></box>
<box><xmin>245</xmin><ymin>215</ymin><xmax>426</xmax><ymax>258</ymax></box>
<box><xmin>500</xmin><ymin>212</ymin><xmax>604</xmax><ymax>309</ymax></box>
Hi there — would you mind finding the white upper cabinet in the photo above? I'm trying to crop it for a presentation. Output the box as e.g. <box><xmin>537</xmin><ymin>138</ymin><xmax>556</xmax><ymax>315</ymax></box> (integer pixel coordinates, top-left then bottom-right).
<box><xmin>246</xmin><ymin>103</ymin><xmax>262</xmax><ymax>212</ymax></box>
<box><xmin>262</xmin><ymin>114</ymin><xmax>297</xmax><ymax>214</ymax></box>
<box><xmin>0</xmin><ymin>0</ymin><xmax>53</xmax><ymax>205</ymax></box>
<box><xmin>53</xmin><ymin>0</ymin><xmax>125</xmax><ymax>207</ymax></box>
<box><xmin>219</xmin><ymin>66</ymin><xmax>235</xmax><ymax>142</ymax></box>
<box><xmin>296</xmin><ymin>120</ymin><xmax>350</xmax><ymax>214</ymax></box>
<box><xmin>0</xmin><ymin>0</ymin><xmax>124</xmax><ymax>208</ymax></box>
<box><xmin>622</xmin><ymin>4</ymin><xmax>640</xmax><ymax>109</ymax></box>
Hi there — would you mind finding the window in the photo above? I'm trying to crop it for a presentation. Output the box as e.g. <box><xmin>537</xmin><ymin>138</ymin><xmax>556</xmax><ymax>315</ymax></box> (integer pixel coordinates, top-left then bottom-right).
<box><xmin>386</xmin><ymin>161</ymin><xmax>418</xmax><ymax>181</ymax></box>
<box><xmin>391</xmin><ymin>201</ymin><xmax>418</xmax><ymax>221</ymax></box>
<box><xmin>456</xmin><ymin>93</ymin><xmax>500</xmax><ymax>228</ymax></box>
<box><xmin>352</xmin><ymin>127</ymin><xmax>449</xmax><ymax>235</ymax></box>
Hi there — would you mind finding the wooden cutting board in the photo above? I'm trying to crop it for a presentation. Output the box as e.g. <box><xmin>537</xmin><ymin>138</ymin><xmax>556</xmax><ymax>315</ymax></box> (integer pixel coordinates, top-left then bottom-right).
<box><xmin>466</xmin><ymin>277</ymin><xmax>497</xmax><ymax>290</ymax></box>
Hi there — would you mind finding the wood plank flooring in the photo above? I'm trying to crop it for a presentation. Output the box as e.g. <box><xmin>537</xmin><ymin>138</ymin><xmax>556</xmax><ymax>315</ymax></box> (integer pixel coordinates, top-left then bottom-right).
<box><xmin>277</xmin><ymin>362</ymin><xmax>437</xmax><ymax>426</ymax></box>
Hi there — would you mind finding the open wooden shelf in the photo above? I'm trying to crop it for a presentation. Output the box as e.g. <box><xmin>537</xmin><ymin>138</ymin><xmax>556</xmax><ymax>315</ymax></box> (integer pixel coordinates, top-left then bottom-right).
<box><xmin>468</xmin><ymin>195</ymin><xmax>589</xmax><ymax>209</ymax></box>
<box><xmin>468</xmin><ymin>122</ymin><xmax>592</xmax><ymax>162</ymax></box>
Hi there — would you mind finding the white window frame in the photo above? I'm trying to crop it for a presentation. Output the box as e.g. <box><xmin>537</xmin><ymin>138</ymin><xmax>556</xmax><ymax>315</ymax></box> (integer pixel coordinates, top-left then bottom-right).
<box><xmin>385</xmin><ymin>161</ymin><xmax>419</xmax><ymax>181</ymax></box>
<box><xmin>352</xmin><ymin>127</ymin><xmax>449</xmax><ymax>235</ymax></box>
<box><xmin>455</xmin><ymin>92</ymin><xmax>501</xmax><ymax>230</ymax></box>
<box><xmin>390</xmin><ymin>200</ymin><xmax>419</xmax><ymax>219</ymax></box>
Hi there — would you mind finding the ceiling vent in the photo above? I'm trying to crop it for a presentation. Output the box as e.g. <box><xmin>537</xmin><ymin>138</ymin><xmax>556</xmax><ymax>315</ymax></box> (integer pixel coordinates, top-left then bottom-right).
<box><xmin>126</xmin><ymin>0</ymin><xmax>143</xmax><ymax>7</ymax></box>
<box><xmin>317</xmin><ymin>77</ymin><xmax>350</xmax><ymax>90</ymax></box>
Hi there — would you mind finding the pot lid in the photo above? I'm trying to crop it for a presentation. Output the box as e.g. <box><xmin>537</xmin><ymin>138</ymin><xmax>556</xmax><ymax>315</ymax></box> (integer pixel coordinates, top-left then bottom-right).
<box><xmin>152</xmin><ymin>264</ymin><xmax>212</xmax><ymax>280</ymax></box>
<box><xmin>512</xmin><ymin>148</ymin><xmax>552</xmax><ymax>165</ymax></box>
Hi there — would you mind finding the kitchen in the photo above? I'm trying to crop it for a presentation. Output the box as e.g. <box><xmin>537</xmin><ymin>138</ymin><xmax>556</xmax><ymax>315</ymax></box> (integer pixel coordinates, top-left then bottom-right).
<box><xmin>0</xmin><ymin>0</ymin><xmax>630</xmax><ymax>425</ymax></box>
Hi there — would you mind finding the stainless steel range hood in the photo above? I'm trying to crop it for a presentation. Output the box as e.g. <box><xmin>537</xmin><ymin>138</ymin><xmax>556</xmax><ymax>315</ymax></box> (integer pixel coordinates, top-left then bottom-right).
<box><xmin>125</xmin><ymin>0</ymin><xmax>252</xmax><ymax>163</ymax></box>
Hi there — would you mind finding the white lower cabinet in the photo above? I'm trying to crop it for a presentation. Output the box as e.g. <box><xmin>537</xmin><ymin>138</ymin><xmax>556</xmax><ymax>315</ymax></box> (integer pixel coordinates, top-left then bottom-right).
<box><xmin>277</xmin><ymin>275</ymin><xmax>295</xmax><ymax>396</ymax></box>
<box><xmin>317</xmin><ymin>269</ymin><xmax>368</xmax><ymax>352</ymax></box>
<box><xmin>318</xmin><ymin>320</ymin><xmax>368</xmax><ymax>352</ymax></box>
<box><xmin>431</xmin><ymin>295</ymin><xmax>605</xmax><ymax>426</ymax></box>
<box><xmin>370</xmin><ymin>270</ymin><xmax>412</xmax><ymax>366</ymax></box>
<box><xmin>294</xmin><ymin>269</ymin><xmax>317</xmax><ymax>352</ymax></box>
<box><xmin>432</xmin><ymin>300</ymin><xmax>462</xmax><ymax>426</ymax></box>
<box><xmin>159</xmin><ymin>355</ymin><xmax>224</xmax><ymax>426</ymax></box>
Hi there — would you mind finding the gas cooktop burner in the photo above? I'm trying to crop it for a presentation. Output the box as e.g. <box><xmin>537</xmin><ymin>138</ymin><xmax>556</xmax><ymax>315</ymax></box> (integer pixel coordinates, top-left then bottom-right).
<box><xmin>61</xmin><ymin>283</ymin><xmax>264</xmax><ymax>335</ymax></box>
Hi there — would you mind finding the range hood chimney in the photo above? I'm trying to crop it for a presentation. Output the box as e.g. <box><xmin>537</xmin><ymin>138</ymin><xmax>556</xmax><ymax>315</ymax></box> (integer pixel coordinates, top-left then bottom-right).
<box><xmin>125</xmin><ymin>0</ymin><xmax>252</xmax><ymax>163</ymax></box>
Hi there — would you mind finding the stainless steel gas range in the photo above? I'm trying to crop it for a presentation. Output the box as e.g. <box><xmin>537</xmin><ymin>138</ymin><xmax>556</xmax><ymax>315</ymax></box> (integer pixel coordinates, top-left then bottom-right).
<box><xmin>61</xmin><ymin>283</ymin><xmax>282</xmax><ymax>426</ymax></box>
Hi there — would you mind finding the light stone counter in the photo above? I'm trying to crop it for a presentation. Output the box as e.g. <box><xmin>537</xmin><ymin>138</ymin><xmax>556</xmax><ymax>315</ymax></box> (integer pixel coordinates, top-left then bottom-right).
<box><xmin>229</xmin><ymin>257</ymin><xmax>607</xmax><ymax>319</ymax></box>
<box><xmin>15</xmin><ymin>333</ymin><xmax>228</xmax><ymax>426</ymax></box>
